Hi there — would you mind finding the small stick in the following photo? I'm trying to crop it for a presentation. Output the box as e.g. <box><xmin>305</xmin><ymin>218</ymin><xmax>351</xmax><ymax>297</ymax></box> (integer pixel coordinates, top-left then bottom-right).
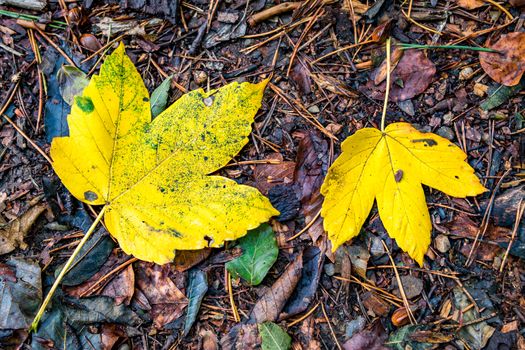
<box><xmin>247</xmin><ymin>2</ymin><xmax>301</xmax><ymax>26</ymax></box>
<box><xmin>30</xmin><ymin>206</ymin><xmax>108</xmax><ymax>332</ymax></box>
<box><xmin>226</xmin><ymin>269</ymin><xmax>240</xmax><ymax>322</ymax></box>
<box><xmin>499</xmin><ymin>200</ymin><xmax>524</xmax><ymax>273</ymax></box>
<box><xmin>321</xmin><ymin>301</ymin><xmax>342</xmax><ymax>350</ymax></box>
<box><xmin>380</xmin><ymin>38</ymin><xmax>391</xmax><ymax>132</ymax></box>
<box><xmin>287</xmin><ymin>302</ymin><xmax>320</xmax><ymax>327</ymax></box>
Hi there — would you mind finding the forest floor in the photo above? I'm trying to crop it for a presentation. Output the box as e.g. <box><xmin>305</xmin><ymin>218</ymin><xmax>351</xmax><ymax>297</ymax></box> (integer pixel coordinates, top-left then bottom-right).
<box><xmin>0</xmin><ymin>0</ymin><xmax>524</xmax><ymax>349</ymax></box>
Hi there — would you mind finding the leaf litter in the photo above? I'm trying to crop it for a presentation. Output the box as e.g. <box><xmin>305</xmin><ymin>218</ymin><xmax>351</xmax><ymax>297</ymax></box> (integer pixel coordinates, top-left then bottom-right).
<box><xmin>1</xmin><ymin>0</ymin><xmax>524</xmax><ymax>348</ymax></box>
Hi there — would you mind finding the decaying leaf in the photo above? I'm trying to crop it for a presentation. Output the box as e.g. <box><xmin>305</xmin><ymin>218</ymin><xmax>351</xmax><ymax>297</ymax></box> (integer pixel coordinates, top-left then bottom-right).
<box><xmin>479</xmin><ymin>32</ymin><xmax>525</xmax><ymax>86</ymax></box>
<box><xmin>321</xmin><ymin>122</ymin><xmax>486</xmax><ymax>265</ymax></box>
<box><xmin>456</xmin><ymin>0</ymin><xmax>485</xmax><ymax>9</ymax></box>
<box><xmin>0</xmin><ymin>203</ymin><xmax>47</xmax><ymax>255</ymax></box>
<box><xmin>248</xmin><ymin>252</ymin><xmax>303</xmax><ymax>323</ymax></box>
<box><xmin>50</xmin><ymin>43</ymin><xmax>278</xmax><ymax>264</ymax></box>
<box><xmin>363</xmin><ymin>50</ymin><xmax>436</xmax><ymax>102</ymax></box>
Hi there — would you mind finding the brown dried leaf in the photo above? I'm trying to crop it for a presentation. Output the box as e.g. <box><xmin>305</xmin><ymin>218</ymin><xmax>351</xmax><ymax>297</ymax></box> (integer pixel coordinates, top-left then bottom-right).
<box><xmin>0</xmin><ymin>203</ymin><xmax>46</xmax><ymax>255</ymax></box>
<box><xmin>343</xmin><ymin>320</ymin><xmax>388</xmax><ymax>350</ymax></box>
<box><xmin>135</xmin><ymin>262</ymin><xmax>188</xmax><ymax>328</ymax></box>
<box><xmin>364</xmin><ymin>49</ymin><xmax>436</xmax><ymax>102</ymax></box>
<box><xmin>254</xmin><ymin>153</ymin><xmax>296</xmax><ymax>195</ymax></box>
<box><xmin>173</xmin><ymin>249</ymin><xmax>212</xmax><ymax>272</ymax></box>
<box><xmin>456</xmin><ymin>0</ymin><xmax>485</xmax><ymax>9</ymax></box>
<box><xmin>374</xmin><ymin>47</ymin><xmax>404</xmax><ymax>85</ymax></box>
<box><xmin>248</xmin><ymin>252</ymin><xmax>303</xmax><ymax>323</ymax></box>
<box><xmin>480</xmin><ymin>32</ymin><xmax>525</xmax><ymax>86</ymax></box>
<box><xmin>294</xmin><ymin>132</ymin><xmax>329</xmax><ymax>243</ymax></box>
<box><xmin>221</xmin><ymin>324</ymin><xmax>261</xmax><ymax>350</ymax></box>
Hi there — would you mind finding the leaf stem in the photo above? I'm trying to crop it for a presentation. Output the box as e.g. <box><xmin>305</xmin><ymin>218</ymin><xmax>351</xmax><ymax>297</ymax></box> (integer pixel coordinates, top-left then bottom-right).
<box><xmin>380</xmin><ymin>38</ymin><xmax>391</xmax><ymax>132</ymax></box>
<box><xmin>397</xmin><ymin>43</ymin><xmax>499</xmax><ymax>53</ymax></box>
<box><xmin>29</xmin><ymin>205</ymin><xmax>107</xmax><ymax>332</ymax></box>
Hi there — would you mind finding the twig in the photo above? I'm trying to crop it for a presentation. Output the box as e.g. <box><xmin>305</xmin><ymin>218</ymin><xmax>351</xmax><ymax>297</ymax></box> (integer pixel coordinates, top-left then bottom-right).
<box><xmin>320</xmin><ymin>301</ymin><xmax>342</xmax><ymax>350</ymax></box>
<box><xmin>380</xmin><ymin>38</ymin><xmax>391</xmax><ymax>132</ymax></box>
<box><xmin>499</xmin><ymin>200</ymin><xmax>524</xmax><ymax>273</ymax></box>
<box><xmin>226</xmin><ymin>269</ymin><xmax>240</xmax><ymax>322</ymax></box>
<box><xmin>247</xmin><ymin>2</ymin><xmax>301</xmax><ymax>26</ymax></box>
<box><xmin>287</xmin><ymin>302</ymin><xmax>320</xmax><ymax>327</ymax></box>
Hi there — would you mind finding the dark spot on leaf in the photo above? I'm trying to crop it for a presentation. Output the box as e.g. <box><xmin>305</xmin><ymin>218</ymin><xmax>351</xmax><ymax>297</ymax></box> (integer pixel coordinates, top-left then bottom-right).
<box><xmin>411</xmin><ymin>138</ymin><xmax>438</xmax><ymax>147</ymax></box>
<box><xmin>170</xmin><ymin>229</ymin><xmax>182</xmax><ymax>238</ymax></box>
<box><xmin>204</xmin><ymin>156</ymin><xmax>208</xmax><ymax>161</ymax></box>
<box><xmin>143</xmin><ymin>97</ymin><xmax>149</xmax><ymax>102</ymax></box>
<box><xmin>455</xmin><ymin>175</ymin><xmax>459</xmax><ymax>179</ymax></box>
<box><xmin>395</xmin><ymin>170</ymin><xmax>403</xmax><ymax>183</ymax></box>
<box><xmin>75</xmin><ymin>96</ymin><xmax>94</xmax><ymax>113</ymax></box>
<box><xmin>84</xmin><ymin>191</ymin><xmax>98</xmax><ymax>201</ymax></box>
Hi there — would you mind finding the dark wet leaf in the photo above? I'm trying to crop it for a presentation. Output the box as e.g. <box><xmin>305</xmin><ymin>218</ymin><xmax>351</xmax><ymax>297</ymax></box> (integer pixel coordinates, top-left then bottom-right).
<box><xmin>64</xmin><ymin>252</ymin><xmax>135</xmax><ymax>305</ymax></box>
<box><xmin>57</xmin><ymin>65</ymin><xmax>89</xmax><ymax>105</ymax></box>
<box><xmin>183</xmin><ymin>268</ymin><xmax>208</xmax><ymax>336</ymax></box>
<box><xmin>150</xmin><ymin>75</ymin><xmax>172</xmax><ymax>117</ymax></box>
<box><xmin>221</xmin><ymin>324</ymin><xmax>261</xmax><ymax>350</ymax></box>
<box><xmin>268</xmin><ymin>184</ymin><xmax>301</xmax><ymax>221</ymax></box>
<box><xmin>44</xmin><ymin>50</ymin><xmax>71</xmax><ymax>142</ymax></box>
<box><xmin>258</xmin><ymin>322</ymin><xmax>291</xmax><ymax>350</ymax></box>
<box><xmin>280</xmin><ymin>247</ymin><xmax>323</xmax><ymax>319</ymax></box>
<box><xmin>363</xmin><ymin>49</ymin><xmax>436</xmax><ymax>102</ymax></box>
<box><xmin>59</xmin><ymin>228</ymin><xmax>115</xmax><ymax>286</ymax></box>
<box><xmin>226</xmin><ymin>224</ymin><xmax>278</xmax><ymax>286</ymax></box>
<box><xmin>452</xmin><ymin>286</ymin><xmax>495</xmax><ymax>349</ymax></box>
<box><xmin>343</xmin><ymin>320</ymin><xmax>388</xmax><ymax>350</ymax></box>
<box><xmin>248</xmin><ymin>252</ymin><xmax>303</xmax><ymax>323</ymax></box>
<box><xmin>0</xmin><ymin>258</ymin><xmax>41</xmax><ymax>330</ymax></box>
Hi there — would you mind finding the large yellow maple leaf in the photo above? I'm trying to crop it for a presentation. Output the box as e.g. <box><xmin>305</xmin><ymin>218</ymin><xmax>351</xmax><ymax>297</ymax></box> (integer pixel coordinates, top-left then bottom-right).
<box><xmin>321</xmin><ymin>122</ymin><xmax>486</xmax><ymax>266</ymax></box>
<box><xmin>50</xmin><ymin>43</ymin><xmax>278</xmax><ymax>264</ymax></box>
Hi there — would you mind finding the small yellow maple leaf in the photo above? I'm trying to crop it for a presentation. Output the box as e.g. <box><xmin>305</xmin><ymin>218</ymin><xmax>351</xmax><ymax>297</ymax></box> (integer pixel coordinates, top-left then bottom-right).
<box><xmin>321</xmin><ymin>122</ymin><xmax>486</xmax><ymax>266</ymax></box>
<box><xmin>50</xmin><ymin>43</ymin><xmax>279</xmax><ymax>264</ymax></box>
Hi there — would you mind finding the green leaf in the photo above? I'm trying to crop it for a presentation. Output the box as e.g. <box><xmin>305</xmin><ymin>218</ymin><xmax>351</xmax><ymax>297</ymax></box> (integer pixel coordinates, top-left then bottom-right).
<box><xmin>226</xmin><ymin>224</ymin><xmax>278</xmax><ymax>286</ymax></box>
<box><xmin>150</xmin><ymin>75</ymin><xmax>172</xmax><ymax>117</ymax></box>
<box><xmin>258</xmin><ymin>322</ymin><xmax>291</xmax><ymax>350</ymax></box>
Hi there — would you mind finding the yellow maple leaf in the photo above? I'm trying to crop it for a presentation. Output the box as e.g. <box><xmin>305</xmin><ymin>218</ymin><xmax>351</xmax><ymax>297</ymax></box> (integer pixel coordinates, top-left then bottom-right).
<box><xmin>321</xmin><ymin>122</ymin><xmax>486</xmax><ymax>266</ymax></box>
<box><xmin>50</xmin><ymin>43</ymin><xmax>279</xmax><ymax>264</ymax></box>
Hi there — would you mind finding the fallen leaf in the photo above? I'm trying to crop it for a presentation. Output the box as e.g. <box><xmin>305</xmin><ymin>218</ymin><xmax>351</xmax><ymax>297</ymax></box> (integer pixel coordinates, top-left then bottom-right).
<box><xmin>294</xmin><ymin>131</ymin><xmax>329</xmax><ymax>244</ymax></box>
<box><xmin>248</xmin><ymin>252</ymin><xmax>303</xmax><ymax>323</ymax></box>
<box><xmin>183</xmin><ymin>268</ymin><xmax>208</xmax><ymax>336</ymax></box>
<box><xmin>453</xmin><ymin>286</ymin><xmax>495</xmax><ymax>349</ymax></box>
<box><xmin>150</xmin><ymin>75</ymin><xmax>172</xmax><ymax>117</ymax></box>
<box><xmin>135</xmin><ymin>262</ymin><xmax>188</xmax><ymax>328</ymax></box>
<box><xmin>280</xmin><ymin>247</ymin><xmax>323</xmax><ymax>319</ymax></box>
<box><xmin>64</xmin><ymin>251</ymin><xmax>135</xmax><ymax>305</ymax></box>
<box><xmin>321</xmin><ymin>122</ymin><xmax>486</xmax><ymax>265</ymax></box>
<box><xmin>221</xmin><ymin>324</ymin><xmax>261</xmax><ymax>350</ymax></box>
<box><xmin>0</xmin><ymin>203</ymin><xmax>47</xmax><ymax>255</ymax></box>
<box><xmin>456</xmin><ymin>0</ymin><xmax>485</xmax><ymax>9</ymax></box>
<box><xmin>226</xmin><ymin>224</ymin><xmax>278</xmax><ymax>286</ymax></box>
<box><xmin>57</xmin><ymin>65</ymin><xmax>89</xmax><ymax>105</ymax></box>
<box><xmin>480</xmin><ymin>32</ymin><xmax>525</xmax><ymax>86</ymax></box>
<box><xmin>253</xmin><ymin>154</ymin><xmax>295</xmax><ymax>195</ymax></box>
<box><xmin>50</xmin><ymin>43</ymin><xmax>278</xmax><ymax>264</ymax></box>
<box><xmin>173</xmin><ymin>249</ymin><xmax>212</xmax><ymax>272</ymax></box>
<box><xmin>480</xmin><ymin>78</ymin><xmax>525</xmax><ymax>111</ymax></box>
<box><xmin>363</xmin><ymin>50</ymin><xmax>436</xmax><ymax>102</ymax></box>
<box><xmin>259</xmin><ymin>322</ymin><xmax>291</xmax><ymax>350</ymax></box>
<box><xmin>60</xmin><ymin>228</ymin><xmax>115</xmax><ymax>286</ymax></box>
<box><xmin>343</xmin><ymin>320</ymin><xmax>388</xmax><ymax>350</ymax></box>
<box><xmin>0</xmin><ymin>258</ymin><xmax>41</xmax><ymax>330</ymax></box>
